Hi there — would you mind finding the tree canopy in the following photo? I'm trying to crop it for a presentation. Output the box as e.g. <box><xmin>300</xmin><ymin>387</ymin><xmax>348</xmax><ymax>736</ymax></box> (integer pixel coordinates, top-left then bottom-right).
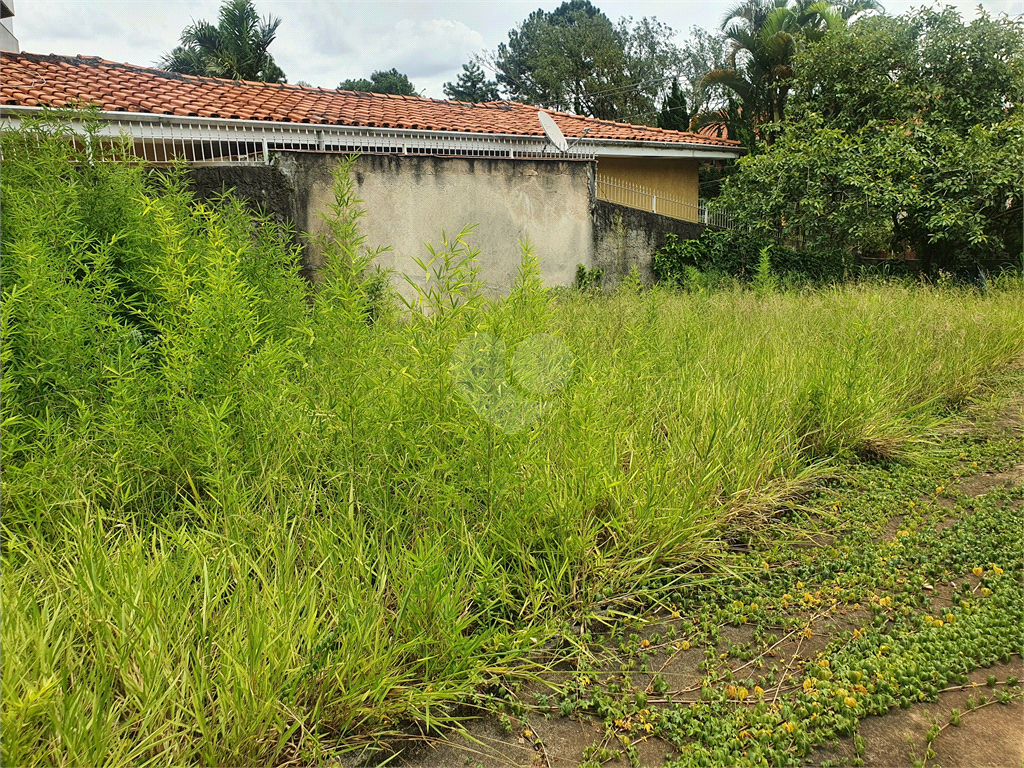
<box><xmin>490</xmin><ymin>0</ymin><xmax>681</xmax><ymax>124</ymax></box>
<box><xmin>696</xmin><ymin>0</ymin><xmax>881</xmax><ymax>146</ymax></box>
<box><xmin>717</xmin><ymin>8</ymin><xmax>1023</xmax><ymax>269</ymax></box>
<box><xmin>338</xmin><ymin>69</ymin><xmax>419</xmax><ymax>96</ymax></box>
<box><xmin>159</xmin><ymin>0</ymin><xmax>286</xmax><ymax>83</ymax></box>
<box><xmin>657</xmin><ymin>80</ymin><xmax>690</xmax><ymax>132</ymax></box>
<box><xmin>443</xmin><ymin>61</ymin><xmax>501</xmax><ymax>102</ymax></box>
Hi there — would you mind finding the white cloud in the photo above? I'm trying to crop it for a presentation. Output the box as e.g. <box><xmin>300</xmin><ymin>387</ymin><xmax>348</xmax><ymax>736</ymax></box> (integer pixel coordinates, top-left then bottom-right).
<box><xmin>13</xmin><ymin>0</ymin><xmax>1021</xmax><ymax>97</ymax></box>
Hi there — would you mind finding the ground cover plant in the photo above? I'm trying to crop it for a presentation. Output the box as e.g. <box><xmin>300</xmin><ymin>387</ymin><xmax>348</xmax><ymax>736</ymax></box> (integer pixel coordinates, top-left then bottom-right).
<box><xmin>398</xmin><ymin>368</ymin><xmax>1022</xmax><ymax>768</ymax></box>
<box><xmin>1</xmin><ymin>119</ymin><xmax>1021</xmax><ymax>766</ymax></box>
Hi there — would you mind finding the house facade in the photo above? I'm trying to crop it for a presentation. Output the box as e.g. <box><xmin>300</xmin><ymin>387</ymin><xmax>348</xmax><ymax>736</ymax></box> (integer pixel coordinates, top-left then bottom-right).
<box><xmin>0</xmin><ymin>51</ymin><xmax>743</xmax><ymax>291</ymax></box>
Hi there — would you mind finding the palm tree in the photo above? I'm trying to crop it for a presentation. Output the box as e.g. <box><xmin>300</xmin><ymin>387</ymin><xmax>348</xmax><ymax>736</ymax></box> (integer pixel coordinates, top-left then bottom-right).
<box><xmin>697</xmin><ymin>0</ymin><xmax>879</xmax><ymax>143</ymax></box>
<box><xmin>160</xmin><ymin>0</ymin><xmax>286</xmax><ymax>83</ymax></box>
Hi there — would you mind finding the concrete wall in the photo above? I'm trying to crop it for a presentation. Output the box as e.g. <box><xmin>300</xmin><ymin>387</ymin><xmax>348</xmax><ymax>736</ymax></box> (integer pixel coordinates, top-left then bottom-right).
<box><xmin>592</xmin><ymin>200</ymin><xmax>705</xmax><ymax>288</ymax></box>
<box><xmin>597</xmin><ymin>156</ymin><xmax>700</xmax><ymax>212</ymax></box>
<box><xmin>187</xmin><ymin>153</ymin><xmax>703</xmax><ymax>295</ymax></box>
<box><xmin>276</xmin><ymin>152</ymin><xmax>594</xmax><ymax>297</ymax></box>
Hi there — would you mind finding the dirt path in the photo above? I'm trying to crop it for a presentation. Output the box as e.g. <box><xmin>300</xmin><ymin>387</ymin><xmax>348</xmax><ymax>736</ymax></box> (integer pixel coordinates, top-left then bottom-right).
<box><xmin>370</xmin><ymin>381</ymin><xmax>1023</xmax><ymax>768</ymax></box>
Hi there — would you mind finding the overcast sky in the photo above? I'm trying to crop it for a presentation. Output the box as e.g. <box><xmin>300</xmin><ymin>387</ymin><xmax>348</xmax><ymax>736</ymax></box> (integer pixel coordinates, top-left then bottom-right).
<box><xmin>12</xmin><ymin>0</ymin><xmax>1024</xmax><ymax>99</ymax></box>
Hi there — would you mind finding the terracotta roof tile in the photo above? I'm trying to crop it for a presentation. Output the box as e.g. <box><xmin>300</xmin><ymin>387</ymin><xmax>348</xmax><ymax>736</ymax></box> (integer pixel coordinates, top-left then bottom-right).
<box><xmin>1</xmin><ymin>51</ymin><xmax>741</xmax><ymax>150</ymax></box>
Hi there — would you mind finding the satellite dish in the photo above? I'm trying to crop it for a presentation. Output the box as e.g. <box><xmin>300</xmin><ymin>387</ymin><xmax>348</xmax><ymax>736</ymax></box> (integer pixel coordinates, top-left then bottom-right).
<box><xmin>538</xmin><ymin>111</ymin><xmax>569</xmax><ymax>153</ymax></box>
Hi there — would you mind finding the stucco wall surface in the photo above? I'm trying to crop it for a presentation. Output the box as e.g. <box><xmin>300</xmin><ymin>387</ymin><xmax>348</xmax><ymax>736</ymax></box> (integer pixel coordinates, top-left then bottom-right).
<box><xmin>187</xmin><ymin>154</ymin><xmax>705</xmax><ymax>296</ymax></box>
<box><xmin>592</xmin><ymin>200</ymin><xmax>705</xmax><ymax>288</ymax></box>
<box><xmin>277</xmin><ymin>152</ymin><xmax>594</xmax><ymax>297</ymax></box>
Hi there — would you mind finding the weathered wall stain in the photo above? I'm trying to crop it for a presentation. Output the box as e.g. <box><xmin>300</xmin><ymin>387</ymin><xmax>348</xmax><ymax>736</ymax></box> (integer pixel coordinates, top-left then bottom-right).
<box><xmin>187</xmin><ymin>153</ymin><xmax>704</xmax><ymax>294</ymax></box>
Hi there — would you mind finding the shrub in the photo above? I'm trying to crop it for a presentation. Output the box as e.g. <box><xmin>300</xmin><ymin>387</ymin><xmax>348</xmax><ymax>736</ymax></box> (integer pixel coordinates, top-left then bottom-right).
<box><xmin>653</xmin><ymin>230</ymin><xmax>853</xmax><ymax>288</ymax></box>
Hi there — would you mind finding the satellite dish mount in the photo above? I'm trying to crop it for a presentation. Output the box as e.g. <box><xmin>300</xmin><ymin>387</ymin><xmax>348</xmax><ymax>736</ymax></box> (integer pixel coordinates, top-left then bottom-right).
<box><xmin>538</xmin><ymin>111</ymin><xmax>569</xmax><ymax>154</ymax></box>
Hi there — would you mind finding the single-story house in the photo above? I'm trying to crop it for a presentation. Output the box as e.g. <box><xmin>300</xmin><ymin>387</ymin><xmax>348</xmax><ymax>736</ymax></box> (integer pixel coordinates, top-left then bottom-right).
<box><xmin>0</xmin><ymin>50</ymin><xmax>743</xmax><ymax>291</ymax></box>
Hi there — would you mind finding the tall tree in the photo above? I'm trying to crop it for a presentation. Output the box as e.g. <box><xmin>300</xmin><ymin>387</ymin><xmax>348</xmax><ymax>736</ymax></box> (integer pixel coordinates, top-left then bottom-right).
<box><xmin>697</xmin><ymin>0</ymin><xmax>879</xmax><ymax>144</ymax></box>
<box><xmin>676</xmin><ymin>27</ymin><xmax>731</xmax><ymax>117</ymax></box>
<box><xmin>490</xmin><ymin>0</ymin><xmax>681</xmax><ymax>123</ymax></box>
<box><xmin>657</xmin><ymin>79</ymin><xmax>689</xmax><ymax>131</ymax></box>
<box><xmin>718</xmin><ymin>8</ymin><xmax>1024</xmax><ymax>269</ymax></box>
<box><xmin>159</xmin><ymin>0</ymin><xmax>286</xmax><ymax>83</ymax></box>
<box><xmin>444</xmin><ymin>61</ymin><xmax>501</xmax><ymax>102</ymax></box>
<box><xmin>338</xmin><ymin>69</ymin><xmax>418</xmax><ymax>96</ymax></box>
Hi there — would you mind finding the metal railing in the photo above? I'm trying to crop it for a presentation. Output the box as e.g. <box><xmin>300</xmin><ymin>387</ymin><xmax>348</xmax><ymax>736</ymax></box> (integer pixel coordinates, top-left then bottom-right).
<box><xmin>0</xmin><ymin>106</ymin><xmax>597</xmax><ymax>165</ymax></box>
<box><xmin>595</xmin><ymin>174</ymin><xmax>739</xmax><ymax>230</ymax></box>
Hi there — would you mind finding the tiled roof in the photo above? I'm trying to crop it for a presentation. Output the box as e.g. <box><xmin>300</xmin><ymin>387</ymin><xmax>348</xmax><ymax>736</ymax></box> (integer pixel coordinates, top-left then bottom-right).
<box><xmin>0</xmin><ymin>51</ymin><xmax>741</xmax><ymax>150</ymax></box>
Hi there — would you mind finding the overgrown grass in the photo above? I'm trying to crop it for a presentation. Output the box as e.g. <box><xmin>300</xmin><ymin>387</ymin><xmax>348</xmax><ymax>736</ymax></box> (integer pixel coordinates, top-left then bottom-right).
<box><xmin>1</xmin><ymin>118</ymin><xmax>1021</xmax><ymax>766</ymax></box>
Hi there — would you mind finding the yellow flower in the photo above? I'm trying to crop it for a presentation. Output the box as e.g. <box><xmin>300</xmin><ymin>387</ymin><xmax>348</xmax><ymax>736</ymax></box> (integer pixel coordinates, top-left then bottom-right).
<box><xmin>945</xmin><ymin>613</ymin><xmax>955</xmax><ymax>622</ymax></box>
<box><xmin>803</xmin><ymin>679</ymin><xmax>815</xmax><ymax>692</ymax></box>
<box><xmin>739</xmin><ymin>730</ymin><xmax>752</xmax><ymax>739</ymax></box>
<box><xmin>845</xmin><ymin>696</ymin><xmax>858</xmax><ymax>708</ymax></box>
<box><xmin>640</xmin><ymin>638</ymin><xmax>650</xmax><ymax>648</ymax></box>
<box><xmin>782</xmin><ymin>593</ymin><xmax>793</xmax><ymax>601</ymax></box>
<box><xmin>972</xmin><ymin>461</ymin><xmax>978</xmax><ymax>468</ymax></box>
<box><xmin>908</xmin><ymin>500</ymin><xmax>915</xmax><ymax>508</ymax></box>
<box><xmin>803</xmin><ymin>627</ymin><xmax>814</xmax><ymax>639</ymax></box>
<box><xmin>935</xmin><ymin>486</ymin><xmax>944</xmax><ymax>494</ymax></box>
<box><xmin>782</xmin><ymin>722</ymin><xmax>796</xmax><ymax>734</ymax></box>
<box><xmin>973</xmin><ymin>566</ymin><xmax>984</xmax><ymax>576</ymax></box>
<box><xmin>924</xmin><ymin>615</ymin><xmax>934</xmax><ymax>623</ymax></box>
<box><xmin>981</xmin><ymin>587</ymin><xmax>992</xmax><ymax>597</ymax></box>
<box><xmin>681</xmin><ymin>640</ymin><xmax>691</xmax><ymax>651</ymax></box>
<box><xmin>726</xmin><ymin>684</ymin><xmax>738</xmax><ymax>699</ymax></box>
<box><xmin>523</xmin><ymin>730</ymin><xmax>533</xmax><ymax>739</ymax></box>
<box><xmin>797</xmin><ymin>581</ymin><xmax>804</xmax><ymax>589</ymax></box>
<box><xmin>819</xmin><ymin>659</ymin><xmax>830</xmax><ymax>669</ymax></box>
<box><xmin>750</xmin><ymin>602</ymin><xmax>759</xmax><ymax>610</ymax></box>
<box><xmin>993</xmin><ymin>566</ymin><xmax>1004</xmax><ymax>575</ymax></box>
<box><xmin>737</xmin><ymin>687</ymin><xmax>749</xmax><ymax>700</ymax></box>
<box><xmin>934</xmin><ymin>620</ymin><xmax>944</xmax><ymax>627</ymax></box>
<box><xmin>733</xmin><ymin>600</ymin><xmax>744</xmax><ymax>609</ymax></box>
<box><xmin>643</xmin><ymin>723</ymin><xmax>653</xmax><ymax>733</ymax></box>
<box><xmin>754</xmin><ymin>686</ymin><xmax>765</xmax><ymax>698</ymax></box>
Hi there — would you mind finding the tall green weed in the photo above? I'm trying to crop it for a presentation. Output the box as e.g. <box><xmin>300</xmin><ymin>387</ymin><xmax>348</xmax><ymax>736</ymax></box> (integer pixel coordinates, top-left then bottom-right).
<box><xmin>2</xmin><ymin>116</ymin><xmax>1021</xmax><ymax>766</ymax></box>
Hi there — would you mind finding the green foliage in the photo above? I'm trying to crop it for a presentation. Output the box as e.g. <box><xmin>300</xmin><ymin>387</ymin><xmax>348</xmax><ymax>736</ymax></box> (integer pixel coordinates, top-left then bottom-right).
<box><xmin>443</xmin><ymin>61</ymin><xmax>501</xmax><ymax>102</ymax></box>
<box><xmin>653</xmin><ymin>230</ymin><xmax>851</xmax><ymax>287</ymax></box>
<box><xmin>719</xmin><ymin>8</ymin><xmax>1023</xmax><ymax>268</ymax></box>
<box><xmin>575</xmin><ymin>263</ymin><xmax>605</xmax><ymax>293</ymax></box>
<box><xmin>791</xmin><ymin>8</ymin><xmax>1024</xmax><ymax>137</ymax></box>
<box><xmin>676</xmin><ymin>26</ymin><xmax>732</xmax><ymax>117</ymax></box>
<box><xmin>491</xmin><ymin>0</ymin><xmax>681</xmax><ymax>123</ymax></box>
<box><xmin>657</xmin><ymin>79</ymin><xmax>690</xmax><ymax>132</ymax></box>
<box><xmin>699</xmin><ymin>0</ymin><xmax>881</xmax><ymax>145</ymax></box>
<box><xmin>1</xmin><ymin>115</ymin><xmax>1022</xmax><ymax>766</ymax></box>
<box><xmin>159</xmin><ymin>0</ymin><xmax>286</xmax><ymax>83</ymax></box>
<box><xmin>752</xmin><ymin>246</ymin><xmax>779</xmax><ymax>296</ymax></box>
<box><xmin>338</xmin><ymin>68</ymin><xmax>418</xmax><ymax>96</ymax></box>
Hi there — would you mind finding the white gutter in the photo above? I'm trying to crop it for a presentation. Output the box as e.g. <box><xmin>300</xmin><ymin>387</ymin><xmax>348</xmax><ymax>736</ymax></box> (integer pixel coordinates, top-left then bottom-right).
<box><xmin>579</xmin><ymin>137</ymin><xmax>744</xmax><ymax>159</ymax></box>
